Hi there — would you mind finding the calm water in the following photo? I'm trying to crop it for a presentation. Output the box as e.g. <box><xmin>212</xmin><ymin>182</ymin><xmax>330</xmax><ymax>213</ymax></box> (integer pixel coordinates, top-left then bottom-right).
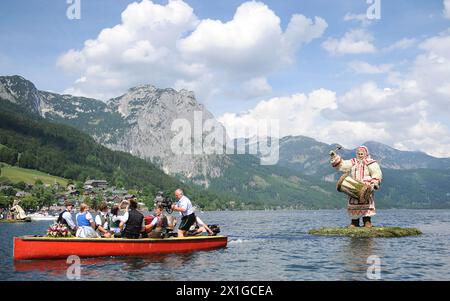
<box><xmin>1</xmin><ymin>209</ymin><xmax>450</xmax><ymax>281</ymax></box>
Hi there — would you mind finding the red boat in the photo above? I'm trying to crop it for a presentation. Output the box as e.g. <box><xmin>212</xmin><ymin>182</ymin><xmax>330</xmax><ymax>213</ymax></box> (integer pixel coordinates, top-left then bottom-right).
<box><xmin>13</xmin><ymin>235</ymin><xmax>228</xmax><ymax>260</ymax></box>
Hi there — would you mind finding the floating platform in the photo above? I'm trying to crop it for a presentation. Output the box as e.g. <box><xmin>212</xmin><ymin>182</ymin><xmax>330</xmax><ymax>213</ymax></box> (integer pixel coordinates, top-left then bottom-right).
<box><xmin>13</xmin><ymin>235</ymin><xmax>228</xmax><ymax>260</ymax></box>
<box><xmin>308</xmin><ymin>227</ymin><xmax>422</xmax><ymax>238</ymax></box>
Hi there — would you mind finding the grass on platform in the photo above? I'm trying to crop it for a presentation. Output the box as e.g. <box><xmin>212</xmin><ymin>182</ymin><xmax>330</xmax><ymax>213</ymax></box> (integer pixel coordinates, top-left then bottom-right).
<box><xmin>308</xmin><ymin>227</ymin><xmax>422</xmax><ymax>238</ymax></box>
<box><xmin>0</xmin><ymin>162</ymin><xmax>68</xmax><ymax>186</ymax></box>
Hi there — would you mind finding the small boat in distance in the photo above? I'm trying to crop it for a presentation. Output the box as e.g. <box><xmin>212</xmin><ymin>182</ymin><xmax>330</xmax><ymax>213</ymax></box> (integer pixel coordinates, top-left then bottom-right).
<box><xmin>13</xmin><ymin>235</ymin><xmax>228</xmax><ymax>260</ymax></box>
<box><xmin>28</xmin><ymin>213</ymin><xmax>58</xmax><ymax>221</ymax></box>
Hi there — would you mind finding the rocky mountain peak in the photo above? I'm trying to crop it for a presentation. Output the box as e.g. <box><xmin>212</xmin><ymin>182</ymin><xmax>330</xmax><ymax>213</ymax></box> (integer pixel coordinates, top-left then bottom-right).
<box><xmin>0</xmin><ymin>75</ymin><xmax>42</xmax><ymax>115</ymax></box>
<box><xmin>108</xmin><ymin>84</ymin><xmax>205</xmax><ymax>120</ymax></box>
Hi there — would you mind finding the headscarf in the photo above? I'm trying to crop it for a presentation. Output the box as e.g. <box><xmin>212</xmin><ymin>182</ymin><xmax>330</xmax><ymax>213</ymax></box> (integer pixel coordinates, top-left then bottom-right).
<box><xmin>356</xmin><ymin>145</ymin><xmax>370</xmax><ymax>159</ymax></box>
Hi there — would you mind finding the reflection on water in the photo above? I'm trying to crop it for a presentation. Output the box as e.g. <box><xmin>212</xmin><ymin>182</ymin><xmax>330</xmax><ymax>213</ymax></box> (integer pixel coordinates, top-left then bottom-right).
<box><xmin>339</xmin><ymin>238</ymin><xmax>377</xmax><ymax>280</ymax></box>
<box><xmin>14</xmin><ymin>252</ymin><xmax>200</xmax><ymax>280</ymax></box>
<box><xmin>2</xmin><ymin>209</ymin><xmax>450</xmax><ymax>280</ymax></box>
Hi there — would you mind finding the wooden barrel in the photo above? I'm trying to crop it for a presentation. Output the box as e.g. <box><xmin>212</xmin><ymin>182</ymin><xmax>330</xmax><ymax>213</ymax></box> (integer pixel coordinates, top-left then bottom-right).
<box><xmin>336</xmin><ymin>174</ymin><xmax>372</xmax><ymax>204</ymax></box>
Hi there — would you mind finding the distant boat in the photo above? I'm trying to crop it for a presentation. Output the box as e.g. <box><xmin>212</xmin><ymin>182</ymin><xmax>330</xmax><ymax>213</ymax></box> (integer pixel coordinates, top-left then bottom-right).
<box><xmin>28</xmin><ymin>213</ymin><xmax>58</xmax><ymax>221</ymax></box>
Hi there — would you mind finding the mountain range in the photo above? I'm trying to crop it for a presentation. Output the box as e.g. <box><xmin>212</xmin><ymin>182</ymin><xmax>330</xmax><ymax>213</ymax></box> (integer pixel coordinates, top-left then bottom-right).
<box><xmin>2</xmin><ymin>75</ymin><xmax>450</xmax><ymax>209</ymax></box>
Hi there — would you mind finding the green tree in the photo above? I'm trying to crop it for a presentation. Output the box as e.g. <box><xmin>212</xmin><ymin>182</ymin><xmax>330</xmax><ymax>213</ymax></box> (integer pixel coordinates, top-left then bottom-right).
<box><xmin>83</xmin><ymin>196</ymin><xmax>92</xmax><ymax>207</ymax></box>
<box><xmin>0</xmin><ymin>177</ymin><xmax>12</xmax><ymax>186</ymax></box>
<box><xmin>90</xmin><ymin>196</ymin><xmax>101</xmax><ymax>210</ymax></box>
<box><xmin>21</xmin><ymin>195</ymin><xmax>38</xmax><ymax>210</ymax></box>
<box><xmin>0</xmin><ymin>147</ymin><xmax>18</xmax><ymax>165</ymax></box>
<box><xmin>14</xmin><ymin>181</ymin><xmax>27</xmax><ymax>191</ymax></box>
<box><xmin>0</xmin><ymin>196</ymin><xmax>13</xmax><ymax>208</ymax></box>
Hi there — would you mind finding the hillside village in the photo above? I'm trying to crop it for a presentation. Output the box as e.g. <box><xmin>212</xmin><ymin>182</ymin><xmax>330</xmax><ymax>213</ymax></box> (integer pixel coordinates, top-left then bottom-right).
<box><xmin>0</xmin><ymin>171</ymin><xmax>150</xmax><ymax>219</ymax></box>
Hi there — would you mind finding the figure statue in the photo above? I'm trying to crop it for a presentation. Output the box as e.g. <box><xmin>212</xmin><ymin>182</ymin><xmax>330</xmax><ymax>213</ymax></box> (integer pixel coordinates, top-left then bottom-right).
<box><xmin>330</xmin><ymin>146</ymin><xmax>383</xmax><ymax>228</ymax></box>
<box><xmin>10</xmin><ymin>199</ymin><xmax>30</xmax><ymax>221</ymax></box>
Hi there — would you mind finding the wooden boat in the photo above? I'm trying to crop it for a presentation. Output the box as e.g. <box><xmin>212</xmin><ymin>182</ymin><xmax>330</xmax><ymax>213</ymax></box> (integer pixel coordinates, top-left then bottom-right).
<box><xmin>13</xmin><ymin>235</ymin><xmax>228</xmax><ymax>260</ymax></box>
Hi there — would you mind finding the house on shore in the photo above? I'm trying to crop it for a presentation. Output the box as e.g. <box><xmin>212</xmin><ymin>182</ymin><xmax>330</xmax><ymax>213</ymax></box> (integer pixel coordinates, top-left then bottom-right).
<box><xmin>83</xmin><ymin>180</ymin><xmax>108</xmax><ymax>190</ymax></box>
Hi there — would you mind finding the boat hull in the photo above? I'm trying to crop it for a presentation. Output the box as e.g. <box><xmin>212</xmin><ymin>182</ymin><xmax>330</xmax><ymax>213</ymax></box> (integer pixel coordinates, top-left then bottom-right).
<box><xmin>13</xmin><ymin>235</ymin><xmax>228</xmax><ymax>260</ymax></box>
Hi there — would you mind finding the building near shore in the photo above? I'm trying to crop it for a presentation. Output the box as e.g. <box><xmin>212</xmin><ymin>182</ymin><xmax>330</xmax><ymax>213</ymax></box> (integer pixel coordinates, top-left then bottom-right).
<box><xmin>83</xmin><ymin>180</ymin><xmax>108</xmax><ymax>190</ymax></box>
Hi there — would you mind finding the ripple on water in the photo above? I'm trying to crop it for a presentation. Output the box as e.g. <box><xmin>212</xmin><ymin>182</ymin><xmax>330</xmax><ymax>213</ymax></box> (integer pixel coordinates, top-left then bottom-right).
<box><xmin>2</xmin><ymin>209</ymin><xmax>450</xmax><ymax>280</ymax></box>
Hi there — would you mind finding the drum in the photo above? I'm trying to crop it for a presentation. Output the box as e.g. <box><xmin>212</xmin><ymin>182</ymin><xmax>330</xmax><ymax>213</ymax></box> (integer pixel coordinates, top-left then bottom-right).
<box><xmin>336</xmin><ymin>174</ymin><xmax>372</xmax><ymax>204</ymax></box>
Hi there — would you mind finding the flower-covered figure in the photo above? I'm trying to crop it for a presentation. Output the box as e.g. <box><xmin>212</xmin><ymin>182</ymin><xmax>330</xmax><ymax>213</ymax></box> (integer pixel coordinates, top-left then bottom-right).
<box><xmin>330</xmin><ymin>146</ymin><xmax>383</xmax><ymax>228</ymax></box>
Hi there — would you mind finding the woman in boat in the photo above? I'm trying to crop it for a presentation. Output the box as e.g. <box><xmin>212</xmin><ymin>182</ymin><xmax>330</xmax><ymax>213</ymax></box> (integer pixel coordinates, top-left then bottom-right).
<box><xmin>75</xmin><ymin>203</ymin><xmax>99</xmax><ymax>238</ymax></box>
<box><xmin>110</xmin><ymin>204</ymin><xmax>124</xmax><ymax>237</ymax></box>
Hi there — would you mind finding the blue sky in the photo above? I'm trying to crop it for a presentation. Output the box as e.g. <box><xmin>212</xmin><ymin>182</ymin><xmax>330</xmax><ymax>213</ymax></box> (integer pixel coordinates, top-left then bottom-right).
<box><xmin>1</xmin><ymin>0</ymin><xmax>450</xmax><ymax>156</ymax></box>
<box><xmin>0</xmin><ymin>1</ymin><xmax>447</xmax><ymax>100</ymax></box>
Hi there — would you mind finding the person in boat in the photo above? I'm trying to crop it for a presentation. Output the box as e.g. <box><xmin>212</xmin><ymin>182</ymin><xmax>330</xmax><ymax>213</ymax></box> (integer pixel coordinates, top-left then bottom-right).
<box><xmin>109</xmin><ymin>204</ymin><xmax>124</xmax><ymax>237</ymax></box>
<box><xmin>144</xmin><ymin>205</ymin><xmax>170</xmax><ymax>238</ymax></box>
<box><xmin>56</xmin><ymin>201</ymin><xmax>77</xmax><ymax>234</ymax></box>
<box><xmin>330</xmin><ymin>145</ymin><xmax>383</xmax><ymax>228</ymax></box>
<box><xmin>171</xmin><ymin>189</ymin><xmax>196</xmax><ymax>238</ymax></box>
<box><xmin>189</xmin><ymin>216</ymin><xmax>214</xmax><ymax>236</ymax></box>
<box><xmin>120</xmin><ymin>198</ymin><xmax>145</xmax><ymax>239</ymax></box>
<box><xmin>95</xmin><ymin>202</ymin><xmax>112</xmax><ymax>238</ymax></box>
<box><xmin>75</xmin><ymin>203</ymin><xmax>99</xmax><ymax>238</ymax></box>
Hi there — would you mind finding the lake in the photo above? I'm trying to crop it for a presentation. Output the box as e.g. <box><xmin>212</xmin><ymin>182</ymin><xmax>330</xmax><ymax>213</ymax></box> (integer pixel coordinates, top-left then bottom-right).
<box><xmin>1</xmin><ymin>209</ymin><xmax>450</xmax><ymax>281</ymax></box>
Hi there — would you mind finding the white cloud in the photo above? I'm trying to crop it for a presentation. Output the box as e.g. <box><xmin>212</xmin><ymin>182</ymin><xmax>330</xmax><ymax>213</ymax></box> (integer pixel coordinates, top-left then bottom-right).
<box><xmin>444</xmin><ymin>0</ymin><xmax>450</xmax><ymax>19</ymax></box>
<box><xmin>240</xmin><ymin>77</ymin><xmax>273</xmax><ymax>99</ymax></box>
<box><xmin>382</xmin><ymin>38</ymin><xmax>417</xmax><ymax>52</ymax></box>
<box><xmin>348</xmin><ymin>61</ymin><xmax>392</xmax><ymax>74</ymax></box>
<box><xmin>322</xmin><ymin>29</ymin><xmax>376</xmax><ymax>55</ymax></box>
<box><xmin>57</xmin><ymin>0</ymin><xmax>327</xmax><ymax>101</ymax></box>
<box><xmin>218</xmin><ymin>89</ymin><xmax>338</xmax><ymax>139</ymax></box>
<box><xmin>220</xmin><ymin>30</ymin><xmax>450</xmax><ymax>157</ymax></box>
<box><xmin>282</xmin><ymin>14</ymin><xmax>328</xmax><ymax>62</ymax></box>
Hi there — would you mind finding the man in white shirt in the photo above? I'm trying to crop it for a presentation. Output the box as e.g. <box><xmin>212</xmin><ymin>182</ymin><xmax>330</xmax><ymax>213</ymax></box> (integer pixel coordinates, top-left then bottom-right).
<box><xmin>95</xmin><ymin>203</ymin><xmax>112</xmax><ymax>238</ymax></box>
<box><xmin>171</xmin><ymin>189</ymin><xmax>196</xmax><ymax>238</ymax></box>
<box><xmin>57</xmin><ymin>201</ymin><xmax>77</xmax><ymax>233</ymax></box>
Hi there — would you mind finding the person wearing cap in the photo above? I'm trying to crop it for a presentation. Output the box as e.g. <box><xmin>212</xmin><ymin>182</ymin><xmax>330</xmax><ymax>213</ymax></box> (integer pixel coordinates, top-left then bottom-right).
<box><xmin>57</xmin><ymin>201</ymin><xmax>77</xmax><ymax>233</ymax></box>
<box><xmin>171</xmin><ymin>189</ymin><xmax>196</xmax><ymax>238</ymax></box>
<box><xmin>330</xmin><ymin>145</ymin><xmax>383</xmax><ymax>228</ymax></box>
